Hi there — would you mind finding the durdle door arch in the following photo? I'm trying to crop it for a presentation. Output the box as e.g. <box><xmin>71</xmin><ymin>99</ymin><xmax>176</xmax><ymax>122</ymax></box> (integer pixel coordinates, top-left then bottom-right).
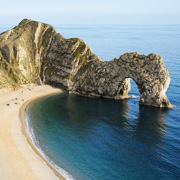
<box><xmin>95</xmin><ymin>52</ymin><xmax>173</xmax><ymax>108</ymax></box>
<box><xmin>0</xmin><ymin>19</ymin><xmax>173</xmax><ymax>108</ymax></box>
<box><xmin>67</xmin><ymin>52</ymin><xmax>173</xmax><ymax>108</ymax></box>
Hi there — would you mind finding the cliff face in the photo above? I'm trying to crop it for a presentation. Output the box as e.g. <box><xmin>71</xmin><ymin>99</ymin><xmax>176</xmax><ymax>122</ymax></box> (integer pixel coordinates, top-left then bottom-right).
<box><xmin>0</xmin><ymin>19</ymin><xmax>173</xmax><ymax>108</ymax></box>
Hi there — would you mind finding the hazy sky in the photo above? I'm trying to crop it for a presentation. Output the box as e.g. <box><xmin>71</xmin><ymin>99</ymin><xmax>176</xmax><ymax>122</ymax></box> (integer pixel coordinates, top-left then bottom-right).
<box><xmin>0</xmin><ymin>0</ymin><xmax>180</xmax><ymax>25</ymax></box>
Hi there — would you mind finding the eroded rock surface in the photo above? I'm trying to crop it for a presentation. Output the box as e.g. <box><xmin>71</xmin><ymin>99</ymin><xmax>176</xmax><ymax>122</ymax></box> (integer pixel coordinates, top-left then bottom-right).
<box><xmin>0</xmin><ymin>19</ymin><xmax>173</xmax><ymax>107</ymax></box>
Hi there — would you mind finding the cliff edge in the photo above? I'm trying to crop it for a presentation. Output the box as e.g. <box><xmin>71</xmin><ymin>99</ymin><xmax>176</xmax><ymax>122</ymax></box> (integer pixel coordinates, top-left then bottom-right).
<box><xmin>0</xmin><ymin>19</ymin><xmax>174</xmax><ymax>108</ymax></box>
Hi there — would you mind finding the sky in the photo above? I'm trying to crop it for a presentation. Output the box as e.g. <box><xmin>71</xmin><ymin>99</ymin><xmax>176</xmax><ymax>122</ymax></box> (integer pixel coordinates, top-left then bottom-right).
<box><xmin>0</xmin><ymin>0</ymin><xmax>180</xmax><ymax>25</ymax></box>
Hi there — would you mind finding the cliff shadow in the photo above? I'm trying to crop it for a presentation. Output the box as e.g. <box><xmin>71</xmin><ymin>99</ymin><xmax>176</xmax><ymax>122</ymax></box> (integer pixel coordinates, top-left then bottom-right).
<box><xmin>133</xmin><ymin>105</ymin><xmax>170</xmax><ymax>146</ymax></box>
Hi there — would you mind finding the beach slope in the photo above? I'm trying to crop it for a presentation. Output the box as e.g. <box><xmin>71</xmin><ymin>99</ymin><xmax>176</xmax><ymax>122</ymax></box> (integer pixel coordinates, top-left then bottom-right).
<box><xmin>0</xmin><ymin>85</ymin><xmax>65</xmax><ymax>180</ymax></box>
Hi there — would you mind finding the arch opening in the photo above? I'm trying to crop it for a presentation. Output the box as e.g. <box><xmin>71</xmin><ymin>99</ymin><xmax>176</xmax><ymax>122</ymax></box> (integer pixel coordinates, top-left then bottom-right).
<box><xmin>129</xmin><ymin>78</ymin><xmax>141</xmax><ymax>98</ymax></box>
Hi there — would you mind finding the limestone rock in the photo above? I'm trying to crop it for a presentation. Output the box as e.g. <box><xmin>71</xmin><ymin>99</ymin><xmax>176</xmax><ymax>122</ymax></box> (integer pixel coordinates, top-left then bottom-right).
<box><xmin>0</xmin><ymin>19</ymin><xmax>174</xmax><ymax>108</ymax></box>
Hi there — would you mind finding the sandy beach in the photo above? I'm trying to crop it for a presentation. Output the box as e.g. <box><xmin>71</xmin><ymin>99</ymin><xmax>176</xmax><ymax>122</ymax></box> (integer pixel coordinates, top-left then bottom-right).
<box><xmin>0</xmin><ymin>85</ymin><xmax>66</xmax><ymax>180</ymax></box>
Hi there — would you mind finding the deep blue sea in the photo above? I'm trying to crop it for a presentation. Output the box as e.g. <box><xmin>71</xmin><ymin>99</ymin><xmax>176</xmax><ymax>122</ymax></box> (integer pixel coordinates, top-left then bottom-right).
<box><xmin>1</xmin><ymin>24</ymin><xmax>180</xmax><ymax>180</ymax></box>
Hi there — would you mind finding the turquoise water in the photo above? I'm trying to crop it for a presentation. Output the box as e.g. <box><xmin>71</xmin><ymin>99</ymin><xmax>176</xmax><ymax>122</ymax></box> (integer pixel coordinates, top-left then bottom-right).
<box><xmin>26</xmin><ymin>93</ymin><xmax>180</xmax><ymax>180</ymax></box>
<box><xmin>1</xmin><ymin>25</ymin><xmax>180</xmax><ymax>179</ymax></box>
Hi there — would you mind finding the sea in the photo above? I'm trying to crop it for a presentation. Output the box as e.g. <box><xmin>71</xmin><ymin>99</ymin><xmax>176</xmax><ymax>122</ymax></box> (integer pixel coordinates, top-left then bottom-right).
<box><xmin>1</xmin><ymin>24</ymin><xmax>180</xmax><ymax>180</ymax></box>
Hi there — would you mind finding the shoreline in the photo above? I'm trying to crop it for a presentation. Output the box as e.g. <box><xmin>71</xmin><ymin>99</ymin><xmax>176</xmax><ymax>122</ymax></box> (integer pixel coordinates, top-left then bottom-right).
<box><xmin>0</xmin><ymin>85</ymin><xmax>67</xmax><ymax>180</ymax></box>
<box><xmin>19</xmin><ymin>92</ymin><xmax>67</xmax><ymax>180</ymax></box>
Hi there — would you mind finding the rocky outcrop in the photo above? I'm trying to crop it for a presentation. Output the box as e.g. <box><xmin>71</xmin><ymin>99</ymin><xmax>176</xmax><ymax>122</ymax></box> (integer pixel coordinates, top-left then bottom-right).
<box><xmin>0</xmin><ymin>19</ymin><xmax>174</xmax><ymax>108</ymax></box>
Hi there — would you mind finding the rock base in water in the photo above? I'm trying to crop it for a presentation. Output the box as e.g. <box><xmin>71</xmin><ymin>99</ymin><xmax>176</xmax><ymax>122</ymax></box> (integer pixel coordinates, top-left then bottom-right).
<box><xmin>0</xmin><ymin>19</ymin><xmax>174</xmax><ymax>108</ymax></box>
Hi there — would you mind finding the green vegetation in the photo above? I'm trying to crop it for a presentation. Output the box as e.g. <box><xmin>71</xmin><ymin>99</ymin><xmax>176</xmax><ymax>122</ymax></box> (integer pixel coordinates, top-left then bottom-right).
<box><xmin>0</xmin><ymin>53</ymin><xmax>22</xmax><ymax>87</ymax></box>
<box><xmin>42</xmin><ymin>27</ymin><xmax>54</xmax><ymax>47</ymax></box>
<box><xmin>78</xmin><ymin>60</ymin><xmax>92</xmax><ymax>75</ymax></box>
<box><xmin>72</xmin><ymin>39</ymin><xmax>87</xmax><ymax>58</ymax></box>
<box><xmin>69</xmin><ymin>74</ymin><xmax>78</xmax><ymax>82</ymax></box>
<box><xmin>9</xmin><ymin>21</ymin><xmax>28</xmax><ymax>38</ymax></box>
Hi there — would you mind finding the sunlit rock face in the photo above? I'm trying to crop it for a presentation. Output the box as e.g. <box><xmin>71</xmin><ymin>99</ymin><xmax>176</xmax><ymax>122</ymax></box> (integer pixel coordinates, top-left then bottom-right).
<box><xmin>0</xmin><ymin>19</ymin><xmax>173</xmax><ymax>108</ymax></box>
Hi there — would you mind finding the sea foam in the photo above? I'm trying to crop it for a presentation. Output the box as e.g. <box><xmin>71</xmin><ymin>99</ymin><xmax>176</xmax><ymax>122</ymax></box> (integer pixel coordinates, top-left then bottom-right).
<box><xmin>25</xmin><ymin>107</ymin><xmax>76</xmax><ymax>180</ymax></box>
<box><xmin>131</xmin><ymin>94</ymin><xmax>140</xmax><ymax>98</ymax></box>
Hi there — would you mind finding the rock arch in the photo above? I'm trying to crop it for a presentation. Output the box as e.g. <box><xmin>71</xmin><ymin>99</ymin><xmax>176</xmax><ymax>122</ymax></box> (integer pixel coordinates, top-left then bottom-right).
<box><xmin>0</xmin><ymin>19</ymin><xmax>173</xmax><ymax>108</ymax></box>
<box><xmin>117</xmin><ymin>52</ymin><xmax>172</xmax><ymax>108</ymax></box>
<box><xmin>42</xmin><ymin>25</ymin><xmax>173</xmax><ymax>108</ymax></box>
<box><xmin>66</xmin><ymin>52</ymin><xmax>173</xmax><ymax>108</ymax></box>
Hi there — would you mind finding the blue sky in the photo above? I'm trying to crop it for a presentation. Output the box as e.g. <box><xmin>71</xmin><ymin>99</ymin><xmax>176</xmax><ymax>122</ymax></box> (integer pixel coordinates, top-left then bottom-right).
<box><xmin>0</xmin><ymin>0</ymin><xmax>180</xmax><ymax>25</ymax></box>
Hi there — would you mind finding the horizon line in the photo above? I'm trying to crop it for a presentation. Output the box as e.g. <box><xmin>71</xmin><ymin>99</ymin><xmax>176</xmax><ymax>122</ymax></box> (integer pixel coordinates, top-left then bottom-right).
<box><xmin>1</xmin><ymin>23</ymin><xmax>180</xmax><ymax>27</ymax></box>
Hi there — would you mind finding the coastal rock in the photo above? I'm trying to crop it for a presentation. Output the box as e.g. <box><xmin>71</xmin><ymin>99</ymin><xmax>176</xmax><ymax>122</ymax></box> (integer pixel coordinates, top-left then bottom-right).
<box><xmin>0</xmin><ymin>19</ymin><xmax>173</xmax><ymax>108</ymax></box>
